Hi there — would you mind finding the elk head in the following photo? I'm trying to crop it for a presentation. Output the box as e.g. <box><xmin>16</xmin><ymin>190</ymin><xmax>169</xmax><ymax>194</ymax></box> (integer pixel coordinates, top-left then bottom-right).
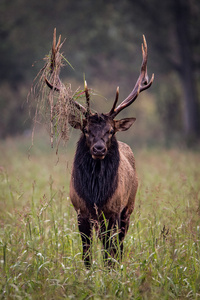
<box><xmin>74</xmin><ymin>112</ymin><xmax>135</xmax><ymax>160</ymax></box>
<box><xmin>45</xmin><ymin>29</ymin><xmax>154</xmax><ymax>158</ymax></box>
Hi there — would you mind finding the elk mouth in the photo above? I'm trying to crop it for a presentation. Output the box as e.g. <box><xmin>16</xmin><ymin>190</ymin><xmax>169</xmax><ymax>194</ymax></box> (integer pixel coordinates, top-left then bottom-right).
<box><xmin>91</xmin><ymin>145</ymin><xmax>106</xmax><ymax>160</ymax></box>
<box><xmin>92</xmin><ymin>154</ymin><xmax>105</xmax><ymax>160</ymax></box>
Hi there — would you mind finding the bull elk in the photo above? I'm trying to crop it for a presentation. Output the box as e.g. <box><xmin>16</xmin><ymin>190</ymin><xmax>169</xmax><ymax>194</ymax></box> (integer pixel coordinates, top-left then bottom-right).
<box><xmin>45</xmin><ymin>29</ymin><xmax>154</xmax><ymax>267</ymax></box>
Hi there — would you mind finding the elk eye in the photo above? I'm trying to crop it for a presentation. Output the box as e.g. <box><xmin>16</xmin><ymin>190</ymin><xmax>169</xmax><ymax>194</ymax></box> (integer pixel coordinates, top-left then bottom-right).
<box><xmin>110</xmin><ymin>129</ymin><xmax>114</xmax><ymax>135</ymax></box>
<box><xmin>83</xmin><ymin>128</ymin><xmax>88</xmax><ymax>134</ymax></box>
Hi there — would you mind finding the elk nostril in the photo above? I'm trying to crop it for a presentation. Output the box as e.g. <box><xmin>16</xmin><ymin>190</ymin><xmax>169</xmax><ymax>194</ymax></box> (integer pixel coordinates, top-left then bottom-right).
<box><xmin>93</xmin><ymin>145</ymin><xmax>106</xmax><ymax>154</ymax></box>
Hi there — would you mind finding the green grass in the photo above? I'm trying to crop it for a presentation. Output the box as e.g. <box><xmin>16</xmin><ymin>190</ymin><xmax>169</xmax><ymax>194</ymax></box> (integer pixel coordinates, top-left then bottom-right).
<box><xmin>0</xmin><ymin>136</ymin><xmax>200</xmax><ymax>299</ymax></box>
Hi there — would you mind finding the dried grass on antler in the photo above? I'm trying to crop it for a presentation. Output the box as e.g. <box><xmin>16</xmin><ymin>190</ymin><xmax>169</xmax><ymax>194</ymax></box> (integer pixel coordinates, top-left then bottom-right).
<box><xmin>30</xmin><ymin>29</ymin><xmax>85</xmax><ymax>149</ymax></box>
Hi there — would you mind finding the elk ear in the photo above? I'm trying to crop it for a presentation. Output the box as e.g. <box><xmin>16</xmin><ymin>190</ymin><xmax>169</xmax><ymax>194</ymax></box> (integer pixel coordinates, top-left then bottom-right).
<box><xmin>114</xmin><ymin>118</ymin><xmax>136</xmax><ymax>132</ymax></box>
<box><xmin>68</xmin><ymin>116</ymin><xmax>87</xmax><ymax>130</ymax></box>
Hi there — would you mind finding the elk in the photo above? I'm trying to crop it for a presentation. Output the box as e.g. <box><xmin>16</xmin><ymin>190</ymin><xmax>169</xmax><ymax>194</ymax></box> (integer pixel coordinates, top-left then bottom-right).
<box><xmin>45</xmin><ymin>29</ymin><xmax>154</xmax><ymax>267</ymax></box>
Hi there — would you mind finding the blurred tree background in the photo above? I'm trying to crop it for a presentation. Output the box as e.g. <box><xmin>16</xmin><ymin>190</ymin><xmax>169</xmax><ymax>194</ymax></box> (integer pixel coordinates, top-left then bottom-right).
<box><xmin>0</xmin><ymin>0</ymin><xmax>200</xmax><ymax>146</ymax></box>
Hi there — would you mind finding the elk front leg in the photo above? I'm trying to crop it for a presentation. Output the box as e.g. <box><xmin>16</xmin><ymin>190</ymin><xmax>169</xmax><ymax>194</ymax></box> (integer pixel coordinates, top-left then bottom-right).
<box><xmin>78</xmin><ymin>216</ymin><xmax>92</xmax><ymax>268</ymax></box>
<box><xmin>100</xmin><ymin>217</ymin><xmax>120</xmax><ymax>264</ymax></box>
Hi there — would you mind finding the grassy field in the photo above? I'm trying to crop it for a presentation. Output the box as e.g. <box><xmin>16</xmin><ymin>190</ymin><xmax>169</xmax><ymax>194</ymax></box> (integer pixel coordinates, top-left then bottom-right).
<box><xmin>0</xmin><ymin>135</ymin><xmax>200</xmax><ymax>299</ymax></box>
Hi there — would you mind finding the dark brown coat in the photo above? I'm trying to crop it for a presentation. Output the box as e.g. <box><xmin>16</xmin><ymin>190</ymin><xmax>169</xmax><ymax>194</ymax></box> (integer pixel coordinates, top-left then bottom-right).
<box><xmin>70</xmin><ymin>141</ymin><xmax>138</xmax><ymax>219</ymax></box>
<box><xmin>69</xmin><ymin>113</ymin><xmax>138</xmax><ymax>267</ymax></box>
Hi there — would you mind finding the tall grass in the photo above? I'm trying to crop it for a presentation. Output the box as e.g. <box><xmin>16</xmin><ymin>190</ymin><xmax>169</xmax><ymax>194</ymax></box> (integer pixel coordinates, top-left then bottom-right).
<box><xmin>0</xmin><ymin>136</ymin><xmax>200</xmax><ymax>299</ymax></box>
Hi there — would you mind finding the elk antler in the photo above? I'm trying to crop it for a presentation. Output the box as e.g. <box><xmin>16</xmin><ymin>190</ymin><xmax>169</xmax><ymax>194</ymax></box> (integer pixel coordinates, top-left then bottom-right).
<box><xmin>84</xmin><ymin>80</ymin><xmax>91</xmax><ymax>118</ymax></box>
<box><xmin>108</xmin><ymin>86</ymin><xmax>119</xmax><ymax>117</ymax></box>
<box><xmin>107</xmin><ymin>35</ymin><xmax>154</xmax><ymax>119</ymax></box>
<box><xmin>45</xmin><ymin>77</ymin><xmax>87</xmax><ymax>115</ymax></box>
<box><xmin>45</xmin><ymin>28</ymin><xmax>87</xmax><ymax>116</ymax></box>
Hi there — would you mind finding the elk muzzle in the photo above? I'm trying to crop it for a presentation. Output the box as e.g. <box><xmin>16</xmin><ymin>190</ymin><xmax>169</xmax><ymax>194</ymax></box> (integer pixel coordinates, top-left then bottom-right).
<box><xmin>91</xmin><ymin>140</ymin><xmax>107</xmax><ymax>160</ymax></box>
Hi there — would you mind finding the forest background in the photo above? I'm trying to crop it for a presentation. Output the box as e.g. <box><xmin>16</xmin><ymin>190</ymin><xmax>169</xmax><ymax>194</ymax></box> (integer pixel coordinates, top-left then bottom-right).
<box><xmin>1</xmin><ymin>2</ymin><xmax>200</xmax><ymax>298</ymax></box>
<box><xmin>0</xmin><ymin>0</ymin><xmax>200</xmax><ymax>147</ymax></box>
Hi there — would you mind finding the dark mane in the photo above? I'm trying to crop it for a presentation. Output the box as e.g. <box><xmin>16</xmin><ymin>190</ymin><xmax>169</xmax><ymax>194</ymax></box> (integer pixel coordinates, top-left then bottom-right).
<box><xmin>73</xmin><ymin>134</ymin><xmax>120</xmax><ymax>209</ymax></box>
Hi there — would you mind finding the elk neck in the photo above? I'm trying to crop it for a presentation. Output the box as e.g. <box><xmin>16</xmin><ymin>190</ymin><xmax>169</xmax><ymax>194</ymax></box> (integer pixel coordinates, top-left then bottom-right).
<box><xmin>73</xmin><ymin>134</ymin><xmax>120</xmax><ymax>209</ymax></box>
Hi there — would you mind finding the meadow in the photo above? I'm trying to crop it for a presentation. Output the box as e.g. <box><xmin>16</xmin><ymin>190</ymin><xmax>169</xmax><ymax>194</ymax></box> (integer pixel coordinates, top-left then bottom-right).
<box><xmin>0</xmin><ymin>134</ymin><xmax>200</xmax><ymax>299</ymax></box>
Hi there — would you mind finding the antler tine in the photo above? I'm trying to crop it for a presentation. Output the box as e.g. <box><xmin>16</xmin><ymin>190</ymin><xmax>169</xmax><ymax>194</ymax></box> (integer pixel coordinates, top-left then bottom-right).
<box><xmin>52</xmin><ymin>28</ymin><xmax>56</xmax><ymax>54</ymax></box>
<box><xmin>45</xmin><ymin>77</ymin><xmax>60</xmax><ymax>91</ymax></box>
<box><xmin>141</xmin><ymin>35</ymin><xmax>148</xmax><ymax>84</ymax></box>
<box><xmin>107</xmin><ymin>35</ymin><xmax>154</xmax><ymax>119</ymax></box>
<box><xmin>84</xmin><ymin>80</ymin><xmax>91</xmax><ymax>118</ymax></box>
<box><xmin>56</xmin><ymin>34</ymin><xmax>61</xmax><ymax>51</ymax></box>
<box><xmin>51</xmin><ymin>28</ymin><xmax>57</xmax><ymax>70</ymax></box>
<box><xmin>45</xmin><ymin>28</ymin><xmax>87</xmax><ymax>116</ymax></box>
<box><xmin>50</xmin><ymin>28</ymin><xmax>62</xmax><ymax>72</ymax></box>
<box><xmin>109</xmin><ymin>86</ymin><xmax>119</xmax><ymax>116</ymax></box>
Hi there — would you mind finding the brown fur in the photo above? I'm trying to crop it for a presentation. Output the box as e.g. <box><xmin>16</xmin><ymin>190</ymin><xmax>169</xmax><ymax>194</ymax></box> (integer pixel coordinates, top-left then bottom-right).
<box><xmin>43</xmin><ymin>30</ymin><xmax>153</xmax><ymax>268</ymax></box>
<box><xmin>70</xmin><ymin>141</ymin><xmax>137</xmax><ymax>217</ymax></box>
<box><xmin>70</xmin><ymin>140</ymin><xmax>138</xmax><ymax>267</ymax></box>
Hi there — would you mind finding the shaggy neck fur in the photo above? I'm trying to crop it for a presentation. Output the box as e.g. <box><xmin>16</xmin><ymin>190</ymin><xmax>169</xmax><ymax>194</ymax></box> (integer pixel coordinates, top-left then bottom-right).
<box><xmin>73</xmin><ymin>134</ymin><xmax>120</xmax><ymax>209</ymax></box>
